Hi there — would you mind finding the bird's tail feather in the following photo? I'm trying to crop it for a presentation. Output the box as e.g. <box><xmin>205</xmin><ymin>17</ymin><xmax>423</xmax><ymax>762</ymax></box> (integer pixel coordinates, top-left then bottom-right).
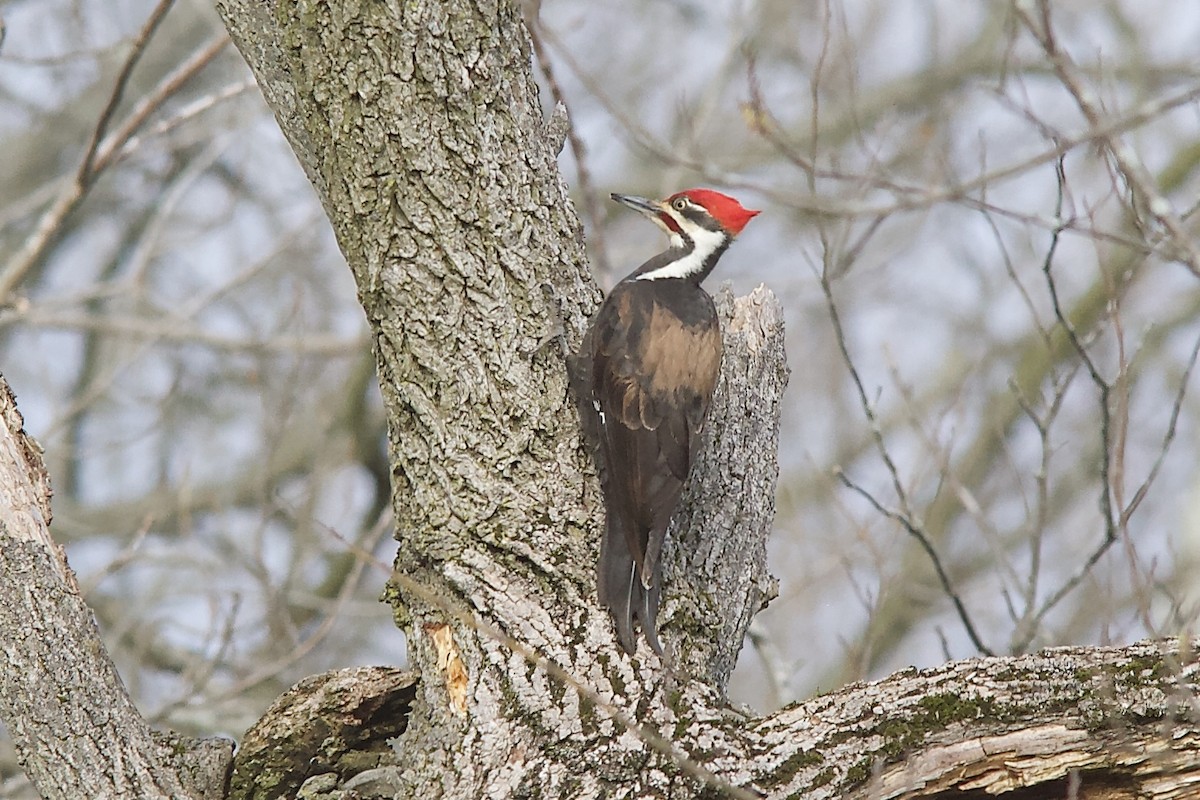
<box><xmin>598</xmin><ymin>513</ymin><xmax>663</xmax><ymax>656</ymax></box>
<box><xmin>638</xmin><ymin>567</ymin><xmax>663</xmax><ymax>656</ymax></box>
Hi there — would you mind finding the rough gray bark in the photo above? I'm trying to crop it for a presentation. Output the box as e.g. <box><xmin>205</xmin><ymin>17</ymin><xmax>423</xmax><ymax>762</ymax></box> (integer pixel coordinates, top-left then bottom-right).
<box><xmin>229</xmin><ymin>641</ymin><xmax>1200</xmax><ymax>800</ymax></box>
<box><xmin>211</xmin><ymin>1</ymin><xmax>1200</xmax><ymax>799</ymax></box>
<box><xmin>0</xmin><ymin>375</ymin><xmax>232</xmax><ymax>800</ymax></box>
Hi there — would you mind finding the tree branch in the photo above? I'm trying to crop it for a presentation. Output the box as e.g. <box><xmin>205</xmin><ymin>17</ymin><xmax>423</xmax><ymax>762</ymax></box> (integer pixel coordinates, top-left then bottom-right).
<box><xmin>0</xmin><ymin>373</ymin><xmax>231</xmax><ymax>799</ymax></box>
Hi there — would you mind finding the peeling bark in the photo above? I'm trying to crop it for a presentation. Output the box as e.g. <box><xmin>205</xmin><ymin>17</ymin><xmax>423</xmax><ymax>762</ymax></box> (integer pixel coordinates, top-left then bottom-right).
<box><xmin>229</xmin><ymin>667</ymin><xmax>418</xmax><ymax>799</ymax></box>
<box><xmin>753</xmin><ymin>641</ymin><xmax>1200</xmax><ymax>799</ymax></box>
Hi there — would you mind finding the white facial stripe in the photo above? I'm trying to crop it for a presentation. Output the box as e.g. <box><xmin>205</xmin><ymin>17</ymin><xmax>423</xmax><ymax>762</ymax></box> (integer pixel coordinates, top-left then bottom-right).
<box><xmin>635</xmin><ymin>224</ymin><xmax>727</xmax><ymax>281</ymax></box>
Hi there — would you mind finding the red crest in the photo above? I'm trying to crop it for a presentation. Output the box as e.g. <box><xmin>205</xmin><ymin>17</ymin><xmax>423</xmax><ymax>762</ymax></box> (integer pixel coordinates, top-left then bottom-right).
<box><xmin>668</xmin><ymin>189</ymin><xmax>760</xmax><ymax>235</ymax></box>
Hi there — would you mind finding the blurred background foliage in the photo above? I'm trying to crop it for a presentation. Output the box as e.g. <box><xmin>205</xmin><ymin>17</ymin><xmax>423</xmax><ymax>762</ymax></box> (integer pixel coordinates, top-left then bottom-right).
<box><xmin>2</xmin><ymin>0</ymin><xmax>1200</xmax><ymax>790</ymax></box>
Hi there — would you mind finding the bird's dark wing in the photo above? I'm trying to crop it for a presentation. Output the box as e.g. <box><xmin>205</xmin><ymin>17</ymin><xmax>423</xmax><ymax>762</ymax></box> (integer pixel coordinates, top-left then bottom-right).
<box><xmin>587</xmin><ymin>283</ymin><xmax>721</xmax><ymax>654</ymax></box>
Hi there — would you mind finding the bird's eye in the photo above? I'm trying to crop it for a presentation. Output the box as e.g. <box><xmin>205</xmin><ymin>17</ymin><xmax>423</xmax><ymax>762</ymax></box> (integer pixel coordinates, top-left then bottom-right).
<box><xmin>671</xmin><ymin>198</ymin><xmax>688</xmax><ymax>211</ymax></box>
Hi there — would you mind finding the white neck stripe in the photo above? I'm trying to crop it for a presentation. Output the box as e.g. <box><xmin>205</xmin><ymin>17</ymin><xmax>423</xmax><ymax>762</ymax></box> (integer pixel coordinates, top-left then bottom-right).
<box><xmin>634</xmin><ymin>225</ymin><xmax>727</xmax><ymax>281</ymax></box>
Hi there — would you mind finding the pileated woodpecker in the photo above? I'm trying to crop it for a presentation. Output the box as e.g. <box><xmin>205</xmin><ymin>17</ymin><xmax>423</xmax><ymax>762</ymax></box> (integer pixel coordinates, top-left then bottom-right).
<box><xmin>573</xmin><ymin>188</ymin><xmax>759</xmax><ymax>655</ymax></box>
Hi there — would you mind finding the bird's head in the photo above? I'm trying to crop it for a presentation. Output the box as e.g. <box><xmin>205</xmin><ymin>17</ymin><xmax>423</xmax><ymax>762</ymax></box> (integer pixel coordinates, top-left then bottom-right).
<box><xmin>611</xmin><ymin>189</ymin><xmax>760</xmax><ymax>242</ymax></box>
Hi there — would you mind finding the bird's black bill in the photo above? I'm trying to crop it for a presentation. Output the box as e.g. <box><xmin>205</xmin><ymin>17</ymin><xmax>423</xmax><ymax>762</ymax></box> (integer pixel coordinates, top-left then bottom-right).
<box><xmin>610</xmin><ymin>193</ymin><xmax>660</xmax><ymax>217</ymax></box>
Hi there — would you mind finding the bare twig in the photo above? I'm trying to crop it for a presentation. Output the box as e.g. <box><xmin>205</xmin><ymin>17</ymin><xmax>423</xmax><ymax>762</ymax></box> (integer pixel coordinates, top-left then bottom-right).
<box><xmin>207</xmin><ymin>509</ymin><xmax>394</xmax><ymax>702</ymax></box>
<box><xmin>1120</xmin><ymin>330</ymin><xmax>1200</xmax><ymax>525</ymax></box>
<box><xmin>1014</xmin><ymin>0</ymin><xmax>1200</xmax><ymax>278</ymax></box>
<box><xmin>3</xmin><ymin>309</ymin><xmax>367</xmax><ymax>356</ymax></box>
<box><xmin>117</xmin><ymin>78</ymin><xmax>255</xmax><ymax>163</ymax></box>
<box><xmin>1007</xmin><ymin>364</ymin><xmax>1074</xmax><ymax>654</ymax></box>
<box><xmin>1041</xmin><ymin>160</ymin><xmax>1115</xmax><ymax>530</ymax></box>
<box><xmin>833</xmin><ymin>468</ymin><xmax>994</xmax><ymax>656</ymax></box>
<box><xmin>0</xmin><ymin>28</ymin><xmax>230</xmax><ymax>302</ymax></box>
<box><xmin>822</xmin><ymin>270</ymin><xmax>994</xmax><ymax>656</ymax></box>
<box><xmin>1031</xmin><ymin>156</ymin><xmax>1123</xmax><ymax>630</ymax></box>
<box><xmin>76</xmin><ymin>0</ymin><xmax>176</xmax><ymax>182</ymax></box>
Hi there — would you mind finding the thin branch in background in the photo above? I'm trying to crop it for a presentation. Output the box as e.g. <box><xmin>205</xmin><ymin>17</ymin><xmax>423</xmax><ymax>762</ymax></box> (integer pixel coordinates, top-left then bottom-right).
<box><xmin>1121</xmin><ymin>329</ymin><xmax>1200</xmax><ymax>526</ymax></box>
<box><xmin>78</xmin><ymin>518</ymin><xmax>154</xmax><ymax>598</ymax></box>
<box><xmin>148</xmin><ymin>594</ymin><xmax>243</xmax><ymax>724</ymax></box>
<box><xmin>834</xmin><ymin>467</ymin><xmax>994</xmax><ymax>657</ymax></box>
<box><xmin>6</xmin><ymin>310</ymin><xmax>368</xmax><ymax>357</ymax></box>
<box><xmin>745</xmin><ymin>36</ymin><xmax>1200</xmax><ymax>224</ymax></box>
<box><xmin>831</xmin><ymin>215</ymin><xmax>887</xmax><ymax>279</ymax></box>
<box><xmin>207</xmin><ymin>506</ymin><xmax>395</xmax><ymax>703</ymax></box>
<box><xmin>934</xmin><ymin>625</ymin><xmax>952</xmax><ymax>662</ymax></box>
<box><xmin>839</xmin><ymin>549</ymin><xmax>882</xmax><ymax>623</ymax></box>
<box><xmin>747</xmin><ymin>620</ymin><xmax>795</xmax><ymax>709</ymax></box>
<box><xmin>1031</xmin><ymin>533</ymin><xmax>1119</xmax><ymax>637</ymax></box>
<box><xmin>660</xmin><ymin>21</ymin><xmax>750</xmax><ymax>193</ymax></box>
<box><xmin>821</xmin><ymin>252</ymin><xmax>996</xmax><ymax>657</ymax></box>
<box><xmin>903</xmin><ymin>81</ymin><xmax>1200</xmax><ymax>223</ymax></box>
<box><xmin>1033</xmin><ymin>155</ymin><xmax>1125</xmax><ymax>631</ymax></box>
<box><xmin>982</xmin><ymin>206</ymin><xmax>1055</xmax><ymax>350</ymax></box>
<box><xmin>962</xmin><ymin>195</ymin><xmax>1162</xmax><ymax>258</ymax></box>
<box><xmin>1041</xmin><ymin>158</ymin><xmax>1116</xmax><ymax>532</ymax></box>
<box><xmin>834</xmin><ymin>532</ymin><xmax>888</xmax><ymax>682</ymax></box>
<box><xmin>1007</xmin><ymin>365</ymin><xmax>1073</xmax><ymax>654</ymax></box>
<box><xmin>117</xmin><ymin>78</ymin><xmax>256</xmax><ymax>164</ymax></box>
<box><xmin>76</xmin><ymin>0</ymin><xmax>176</xmax><ymax>182</ymax></box>
<box><xmin>1000</xmin><ymin>585</ymin><xmax>1020</xmax><ymax>626</ymax></box>
<box><xmin>861</xmin><ymin>81</ymin><xmax>1200</xmax><ymax>223</ymax></box>
<box><xmin>1108</xmin><ymin>319</ymin><xmax>1200</xmax><ymax>636</ymax></box>
<box><xmin>1103</xmin><ymin>281</ymin><xmax>1159</xmax><ymax>633</ymax></box>
<box><xmin>82</xmin><ymin>33</ymin><xmax>232</xmax><ymax>177</ymax></box>
<box><xmin>535</xmin><ymin>21</ymin><xmax>794</xmax><ymax>213</ymax></box>
<box><xmin>1109</xmin><ymin>283</ymin><xmax>1131</xmax><ymax>534</ymax></box>
<box><xmin>536</xmin><ymin>0</ymin><xmax>1200</xmax><ymax>232</ymax></box>
<box><xmin>885</xmin><ymin>354</ymin><xmax>1017</xmax><ymax>592</ymax></box>
<box><xmin>743</xmin><ymin>56</ymin><xmax>815</xmax><ymax>178</ymax></box>
<box><xmin>982</xmin><ymin>199</ymin><xmax>1070</xmax><ymax>647</ymax></box>
<box><xmin>0</xmin><ymin>28</ymin><xmax>230</xmax><ymax>302</ymax></box>
<box><xmin>1015</xmin><ymin>0</ymin><xmax>1200</xmax><ymax>279</ymax></box>
<box><xmin>35</xmin><ymin>214</ymin><xmax>331</xmax><ymax>440</ymax></box>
